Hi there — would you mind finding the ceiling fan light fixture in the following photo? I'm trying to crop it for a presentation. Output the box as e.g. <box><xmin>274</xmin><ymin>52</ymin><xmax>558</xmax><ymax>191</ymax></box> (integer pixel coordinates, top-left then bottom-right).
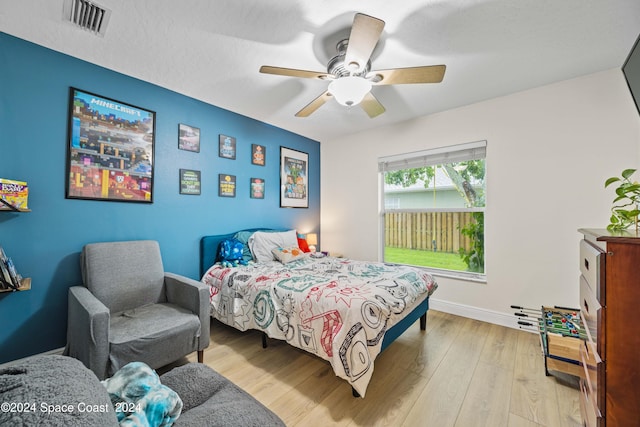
<box><xmin>328</xmin><ymin>76</ymin><xmax>372</xmax><ymax>107</ymax></box>
<box><xmin>258</xmin><ymin>13</ymin><xmax>446</xmax><ymax>117</ymax></box>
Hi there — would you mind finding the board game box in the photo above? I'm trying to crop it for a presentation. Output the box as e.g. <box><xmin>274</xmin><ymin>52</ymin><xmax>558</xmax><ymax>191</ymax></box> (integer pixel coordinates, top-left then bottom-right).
<box><xmin>0</xmin><ymin>178</ymin><xmax>29</xmax><ymax>210</ymax></box>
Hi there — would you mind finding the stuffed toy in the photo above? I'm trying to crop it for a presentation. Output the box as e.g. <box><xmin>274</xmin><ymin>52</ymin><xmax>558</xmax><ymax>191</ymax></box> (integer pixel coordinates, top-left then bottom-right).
<box><xmin>218</xmin><ymin>238</ymin><xmax>249</xmax><ymax>267</ymax></box>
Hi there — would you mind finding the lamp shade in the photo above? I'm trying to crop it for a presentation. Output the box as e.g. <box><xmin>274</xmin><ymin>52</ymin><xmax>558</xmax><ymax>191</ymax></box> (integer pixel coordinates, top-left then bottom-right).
<box><xmin>306</xmin><ymin>233</ymin><xmax>318</xmax><ymax>246</ymax></box>
<box><xmin>328</xmin><ymin>76</ymin><xmax>372</xmax><ymax>106</ymax></box>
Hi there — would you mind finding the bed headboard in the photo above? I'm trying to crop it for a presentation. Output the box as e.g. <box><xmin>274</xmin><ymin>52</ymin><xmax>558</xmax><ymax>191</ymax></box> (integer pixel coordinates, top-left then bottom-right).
<box><xmin>199</xmin><ymin>228</ymin><xmax>280</xmax><ymax>278</ymax></box>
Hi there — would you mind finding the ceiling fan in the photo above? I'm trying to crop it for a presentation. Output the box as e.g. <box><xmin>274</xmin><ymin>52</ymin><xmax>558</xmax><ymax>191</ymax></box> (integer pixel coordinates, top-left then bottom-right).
<box><xmin>259</xmin><ymin>13</ymin><xmax>446</xmax><ymax>118</ymax></box>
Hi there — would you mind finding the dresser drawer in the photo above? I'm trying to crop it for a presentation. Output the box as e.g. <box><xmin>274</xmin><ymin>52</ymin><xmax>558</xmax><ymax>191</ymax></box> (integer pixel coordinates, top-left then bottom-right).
<box><xmin>579</xmin><ymin>379</ymin><xmax>601</xmax><ymax>427</ymax></box>
<box><xmin>579</xmin><ymin>240</ymin><xmax>603</xmax><ymax>300</ymax></box>
<box><xmin>580</xmin><ymin>275</ymin><xmax>601</xmax><ymax>348</ymax></box>
<box><xmin>580</xmin><ymin>338</ymin><xmax>601</xmax><ymax>406</ymax></box>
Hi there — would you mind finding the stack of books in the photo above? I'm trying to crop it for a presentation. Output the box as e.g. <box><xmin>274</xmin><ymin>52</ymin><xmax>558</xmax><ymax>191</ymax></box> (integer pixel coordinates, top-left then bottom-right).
<box><xmin>0</xmin><ymin>246</ymin><xmax>22</xmax><ymax>290</ymax></box>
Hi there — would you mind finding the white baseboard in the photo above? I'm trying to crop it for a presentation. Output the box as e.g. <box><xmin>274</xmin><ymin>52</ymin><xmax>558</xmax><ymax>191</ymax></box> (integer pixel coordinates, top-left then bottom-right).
<box><xmin>0</xmin><ymin>347</ymin><xmax>65</xmax><ymax>368</ymax></box>
<box><xmin>429</xmin><ymin>298</ymin><xmax>534</xmax><ymax>333</ymax></box>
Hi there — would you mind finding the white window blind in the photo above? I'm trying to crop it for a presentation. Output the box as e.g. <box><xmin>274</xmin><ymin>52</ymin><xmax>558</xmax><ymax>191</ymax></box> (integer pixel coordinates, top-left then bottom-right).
<box><xmin>378</xmin><ymin>140</ymin><xmax>487</xmax><ymax>172</ymax></box>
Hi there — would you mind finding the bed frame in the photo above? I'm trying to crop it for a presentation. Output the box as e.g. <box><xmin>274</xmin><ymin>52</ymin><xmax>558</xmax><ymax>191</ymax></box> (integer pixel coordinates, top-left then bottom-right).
<box><xmin>199</xmin><ymin>229</ymin><xmax>430</xmax><ymax>396</ymax></box>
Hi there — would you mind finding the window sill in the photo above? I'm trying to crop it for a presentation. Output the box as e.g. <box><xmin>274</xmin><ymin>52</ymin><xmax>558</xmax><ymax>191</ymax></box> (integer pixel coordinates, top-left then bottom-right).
<box><xmin>416</xmin><ymin>266</ymin><xmax>486</xmax><ymax>283</ymax></box>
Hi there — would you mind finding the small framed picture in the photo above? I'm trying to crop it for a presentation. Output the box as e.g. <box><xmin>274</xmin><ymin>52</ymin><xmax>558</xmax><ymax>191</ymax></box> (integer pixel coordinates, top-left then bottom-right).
<box><xmin>251</xmin><ymin>144</ymin><xmax>266</xmax><ymax>166</ymax></box>
<box><xmin>219</xmin><ymin>134</ymin><xmax>236</xmax><ymax>159</ymax></box>
<box><xmin>178</xmin><ymin>124</ymin><xmax>200</xmax><ymax>152</ymax></box>
<box><xmin>218</xmin><ymin>174</ymin><xmax>236</xmax><ymax>197</ymax></box>
<box><xmin>179</xmin><ymin>169</ymin><xmax>201</xmax><ymax>195</ymax></box>
<box><xmin>250</xmin><ymin>178</ymin><xmax>265</xmax><ymax>199</ymax></box>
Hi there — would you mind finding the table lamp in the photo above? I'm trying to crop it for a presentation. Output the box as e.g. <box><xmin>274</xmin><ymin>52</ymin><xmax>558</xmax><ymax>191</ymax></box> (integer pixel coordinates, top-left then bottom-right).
<box><xmin>306</xmin><ymin>233</ymin><xmax>318</xmax><ymax>253</ymax></box>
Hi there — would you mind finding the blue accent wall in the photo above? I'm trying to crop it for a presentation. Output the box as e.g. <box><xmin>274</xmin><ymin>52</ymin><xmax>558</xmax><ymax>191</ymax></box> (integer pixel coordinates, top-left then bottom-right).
<box><xmin>0</xmin><ymin>33</ymin><xmax>320</xmax><ymax>363</ymax></box>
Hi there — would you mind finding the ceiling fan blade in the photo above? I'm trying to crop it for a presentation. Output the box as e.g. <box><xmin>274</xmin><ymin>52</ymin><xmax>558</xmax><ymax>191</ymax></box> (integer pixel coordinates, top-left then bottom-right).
<box><xmin>260</xmin><ymin>65</ymin><xmax>331</xmax><ymax>80</ymax></box>
<box><xmin>344</xmin><ymin>13</ymin><xmax>385</xmax><ymax>73</ymax></box>
<box><xmin>295</xmin><ymin>91</ymin><xmax>332</xmax><ymax>117</ymax></box>
<box><xmin>370</xmin><ymin>65</ymin><xmax>446</xmax><ymax>85</ymax></box>
<box><xmin>360</xmin><ymin>92</ymin><xmax>385</xmax><ymax>118</ymax></box>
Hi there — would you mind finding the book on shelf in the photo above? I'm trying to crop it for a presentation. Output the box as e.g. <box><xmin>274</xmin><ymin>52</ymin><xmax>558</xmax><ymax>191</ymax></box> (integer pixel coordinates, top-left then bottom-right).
<box><xmin>0</xmin><ymin>246</ymin><xmax>21</xmax><ymax>290</ymax></box>
<box><xmin>0</xmin><ymin>261</ymin><xmax>16</xmax><ymax>289</ymax></box>
<box><xmin>0</xmin><ymin>267</ymin><xmax>11</xmax><ymax>289</ymax></box>
<box><xmin>6</xmin><ymin>258</ymin><xmax>20</xmax><ymax>288</ymax></box>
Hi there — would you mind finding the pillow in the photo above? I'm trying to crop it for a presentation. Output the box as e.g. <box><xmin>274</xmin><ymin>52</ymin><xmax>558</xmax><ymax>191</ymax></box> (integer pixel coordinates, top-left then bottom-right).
<box><xmin>272</xmin><ymin>246</ymin><xmax>306</xmax><ymax>264</ymax></box>
<box><xmin>296</xmin><ymin>233</ymin><xmax>310</xmax><ymax>253</ymax></box>
<box><xmin>249</xmin><ymin>230</ymin><xmax>298</xmax><ymax>262</ymax></box>
<box><xmin>217</xmin><ymin>238</ymin><xmax>244</xmax><ymax>262</ymax></box>
<box><xmin>233</xmin><ymin>231</ymin><xmax>255</xmax><ymax>262</ymax></box>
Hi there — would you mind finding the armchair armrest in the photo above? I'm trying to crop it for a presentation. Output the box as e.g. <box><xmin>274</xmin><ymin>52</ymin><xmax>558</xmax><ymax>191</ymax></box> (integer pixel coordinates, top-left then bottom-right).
<box><xmin>65</xmin><ymin>286</ymin><xmax>110</xmax><ymax>380</ymax></box>
<box><xmin>164</xmin><ymin>272</ymin><xmax>210</xmax><ymax>350</ymax></box>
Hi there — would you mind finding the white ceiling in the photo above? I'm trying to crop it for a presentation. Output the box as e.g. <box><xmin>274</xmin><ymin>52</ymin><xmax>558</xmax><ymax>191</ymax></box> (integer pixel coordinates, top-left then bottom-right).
<box><xmin>1</xmin><ymin>0</ymin><xmax>640</xmax><ymax>142</ymax></box>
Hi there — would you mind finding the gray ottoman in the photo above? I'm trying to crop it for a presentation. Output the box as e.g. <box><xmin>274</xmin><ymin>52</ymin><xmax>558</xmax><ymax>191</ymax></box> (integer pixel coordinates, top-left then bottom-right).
<box><xmin>160</xmin><ymin>363</ymin><xmax>285</xmax><ymax>427</ymax></box>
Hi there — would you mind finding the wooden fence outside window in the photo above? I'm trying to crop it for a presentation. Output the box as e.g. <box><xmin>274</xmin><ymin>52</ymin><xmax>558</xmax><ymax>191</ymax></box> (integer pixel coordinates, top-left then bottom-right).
<box><xmin>384</xmin><ymin>211</ymin><xmax>476</xmax><ymax>254</ymax></box>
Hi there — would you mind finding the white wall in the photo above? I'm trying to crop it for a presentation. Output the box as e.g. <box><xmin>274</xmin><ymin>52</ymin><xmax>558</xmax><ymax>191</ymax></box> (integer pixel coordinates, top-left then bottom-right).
<box><xmin>320</xmin><ymin>68</ymin><xmax>640</xmax><ymax>326</ymax></box>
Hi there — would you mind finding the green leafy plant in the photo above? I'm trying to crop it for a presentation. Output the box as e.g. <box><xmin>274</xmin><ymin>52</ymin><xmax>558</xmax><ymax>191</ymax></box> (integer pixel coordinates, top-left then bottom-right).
<box><xmin>604</xmin><ymin>168</ymin><xmax>640</xmax><ymax>232</ymax></box>
<box><xmin>458</xmin><ymin>212</ymin><xmax>484</xmax><ymax>273</ymax></box>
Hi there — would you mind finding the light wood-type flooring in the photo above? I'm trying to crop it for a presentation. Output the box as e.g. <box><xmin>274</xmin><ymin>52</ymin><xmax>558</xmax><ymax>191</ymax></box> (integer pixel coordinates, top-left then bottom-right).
<box><xmin>178</xmin><ymin>310</ymin><xmax>582</xmax><ymax>426</ymax></box>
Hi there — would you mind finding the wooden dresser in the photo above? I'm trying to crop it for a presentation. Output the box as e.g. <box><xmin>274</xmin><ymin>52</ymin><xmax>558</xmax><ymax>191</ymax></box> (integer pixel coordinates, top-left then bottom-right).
<box><xmin>578</xmin><ymin>229</ymin><xmax>640</xmax><ymax>427</ymax></box>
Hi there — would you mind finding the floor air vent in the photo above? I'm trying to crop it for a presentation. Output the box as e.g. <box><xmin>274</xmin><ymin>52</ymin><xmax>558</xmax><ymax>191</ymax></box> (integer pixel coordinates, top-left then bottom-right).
<box><xmin>63</xmin><ymin>0</ymin><xmax>111</xmax><ymax>37</ymax></box>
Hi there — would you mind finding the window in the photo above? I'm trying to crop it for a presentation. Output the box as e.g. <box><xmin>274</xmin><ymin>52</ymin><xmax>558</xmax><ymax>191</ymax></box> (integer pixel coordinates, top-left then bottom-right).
<box><xmin>378</xmin><ymin>141</ymin><xmax>486</xmax><ymax>280</ymax></box>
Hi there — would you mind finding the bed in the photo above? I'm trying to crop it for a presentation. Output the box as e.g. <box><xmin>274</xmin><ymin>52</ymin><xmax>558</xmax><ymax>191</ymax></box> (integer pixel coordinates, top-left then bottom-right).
<box><xmin>199</xmin><ymin>229</ymin><xmax>438</xmax><ymax>397</ymax></box>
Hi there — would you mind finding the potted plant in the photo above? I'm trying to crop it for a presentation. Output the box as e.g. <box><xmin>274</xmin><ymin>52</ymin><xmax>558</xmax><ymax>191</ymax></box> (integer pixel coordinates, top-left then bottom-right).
<box><xmin>605</xmin><ymin>168</ymin><xmax>640</xmax><ymax>232</ymax></box>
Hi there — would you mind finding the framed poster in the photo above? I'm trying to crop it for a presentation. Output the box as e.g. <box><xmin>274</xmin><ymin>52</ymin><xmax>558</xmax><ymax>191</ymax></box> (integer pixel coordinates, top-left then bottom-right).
<box><xmin>218</xmin><ymin>174</ymin><xmax>236</xmax><ymax>197</ymax></box>
<box><xmin>178</xmin><ymin>124</ymin><xmax>200</xmax><ymax>152</ymax></box>
<box><xmin>251</xmin><ymin>144</ymin><xmax>266</xmax><ymax>166</ymax></box>
<box><xmin>66</xmin><ymin>88</ymin><xmax>155</xmax><ymax>203</ymax></box>
<box><xmin>250</xmin><ymin>178</ymin><xmax>265</xmax><ymax>199</ymax></box>
<box><xmin>280</xmin><ymin>147</ymin><xmax>308</xmax><ymax>208</ymax></box>
<box><xmin>219</xmin><ymin>134</ymin><xmax>236</xmax><ymax>159</ymax></box>
<box><xmin>179</xmin><ymin>169</ymin><xmax>201</xmax><ymax>195</ymax></box>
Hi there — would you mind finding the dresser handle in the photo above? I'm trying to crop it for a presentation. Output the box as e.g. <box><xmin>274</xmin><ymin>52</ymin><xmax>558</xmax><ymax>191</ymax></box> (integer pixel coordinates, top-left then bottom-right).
<box><xmin>584</xmin><ymin>258</ymin><xmax>589</xmax><ymax>271</ymax></box>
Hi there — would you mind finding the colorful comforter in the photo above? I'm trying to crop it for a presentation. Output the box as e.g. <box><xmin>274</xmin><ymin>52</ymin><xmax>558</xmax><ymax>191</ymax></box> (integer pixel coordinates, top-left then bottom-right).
<box><xmin>202</xmin><ymin>255</ymin><xmax>438</xmax><ymax>396</ymax></box>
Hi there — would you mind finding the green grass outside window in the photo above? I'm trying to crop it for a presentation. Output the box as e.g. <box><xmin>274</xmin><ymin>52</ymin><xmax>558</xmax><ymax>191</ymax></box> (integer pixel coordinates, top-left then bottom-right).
<box><xmin>384</xmin><ymin>247</ymin><xmax>467</xmax><ymax>271</ymax></box>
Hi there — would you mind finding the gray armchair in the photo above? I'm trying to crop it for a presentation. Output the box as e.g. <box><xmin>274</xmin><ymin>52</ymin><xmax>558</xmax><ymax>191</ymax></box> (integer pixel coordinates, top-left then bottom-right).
<box><xmin>65</xmin><ymin>240</ymin><xmax>210</xmax><ymax>380</ymax></box>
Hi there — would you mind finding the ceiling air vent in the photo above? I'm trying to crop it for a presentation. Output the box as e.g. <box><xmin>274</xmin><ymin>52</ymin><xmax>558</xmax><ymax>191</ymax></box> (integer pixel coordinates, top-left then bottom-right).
<box><xmin>63</xmin><ymin>0</ymin><xmax>111</xmax><ymax>37</ymax></box>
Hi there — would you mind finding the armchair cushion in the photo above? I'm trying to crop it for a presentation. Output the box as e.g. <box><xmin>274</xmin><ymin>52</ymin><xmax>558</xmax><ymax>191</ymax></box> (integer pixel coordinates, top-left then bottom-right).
<box><xmin>109</xmin><ymin>303</ymin><xmax>201</xmax><ymax>376</ymax></box>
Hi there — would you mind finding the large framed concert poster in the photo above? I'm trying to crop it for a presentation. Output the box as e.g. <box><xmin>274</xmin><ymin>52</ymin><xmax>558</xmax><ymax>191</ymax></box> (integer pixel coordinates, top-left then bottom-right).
<box><xmin>280</xmin><ymin>147</ymin><xmax>308</xmax><ymax>208</ymax></box>
<box><xmin>66</xmin><ymin>88</ymin><xmax>155</xmax><ymax>203</ymax></box>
